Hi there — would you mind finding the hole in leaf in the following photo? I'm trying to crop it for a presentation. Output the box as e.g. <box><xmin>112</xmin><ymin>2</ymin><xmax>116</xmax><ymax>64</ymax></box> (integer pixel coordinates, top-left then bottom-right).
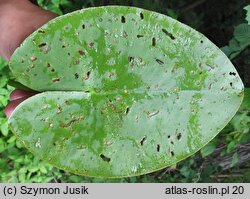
<box><xmin>152</xmin><ymin>37</ymin><xmax>156</xmax><ymax>46</ymax></box>
<box><xmin>121</xmin><ymin>16</ymin><xmax>126</xmax><ymax>23</ymax></box>
<box><xmin>177</xmin><ymin>133</ymin><xmax>182</xmax><ymax>140</ymax></box>
<box><xmin>129</xmin><ymin>56</ymin><xmax>134</xmax><ymax>65</ymax></box>
<box><xmin>137</xmin><ymin>35</ymin><xmax>144</xmax><ymax>38</ymax></box>
<box><xmin>171</xmin><ymin>151</ymin><xmax>175</xmax><ymax>156</ymax></box>
<box><xmin>38</xmin><ymin>29</ymin><xmax>45</xmax><ymax>33</ymax></box>
<box><xmin>200</xmin><ymin>40</ymin><xmax>203</xmax><ymax>43</ymax></box>
<box><xmin>157</xmin><ymin>144</ymin><xmax>160</xmax><ymax>152</ymax></box>
<box><xmin>140</xmin><ymin>12</ymin><xmax>144</xmax><ymax>20</ymax></box>
<box><xmin>140</xmin><ymin>136</ymin><xmax>147</xmax><ymax>146</ymax></box>
<box><xmin>62</xmin><ymin>45</ymin><xmax>66</xmax><ymax>48</ymax></box>
<box><xmin>84</xmin><ymin>70</ymin><xmax>91</xmax><ymax>80</ymax></box>
<box><xmin>125</xmin><ymin>107</ymin><xmax>130</xmax><ymax>115</ymax></box>
<box><xmin>229</xmin><ymin>72</ymin><xmax>236</xmax><ymax>76</ymax></box>
<box><xmin>156</xmin><ymin>59</ymin><xmax>164</xmax><ymax>65</ymax></box>
<box><xmin>38</xmin><ymin>43</ymin><xmax>46</xmax><ymax>48</ymax></box>
<box><xmin>100</xmin><ymin>154</ymin><xmax>111</xmax><ymax>162</ymax></box>
<box><xmin>162</xmin><ymin>28</ymin><xmax>176</xmax><ymax>40</ymax></box>
<box><xmin>51</xmin><ymin>68</ymin><xmax>55</xmax><ymax>72</ymax></box>
<box><xmin>230</xmin><ymin>82</ymin><xmax>233</xmax><ymax>87</ymax></box>
<box><xmin>82</xmin><ymin>24</ymin><xmax>85</xmax><ymax>29</ymax></box>
<box><xmin>75</xmin><ymin>73</ymin><xmax>79</xmax><ymax>79</ymax></box>
<box><xmin>171</xmin><ymin>141</ymin><xmax>174</xmax><ymax>145</ymax></box>
<box><xmin>167</xmin><ymin>135</ymin><xmax>171</xmax><ymax>139</ymax></box>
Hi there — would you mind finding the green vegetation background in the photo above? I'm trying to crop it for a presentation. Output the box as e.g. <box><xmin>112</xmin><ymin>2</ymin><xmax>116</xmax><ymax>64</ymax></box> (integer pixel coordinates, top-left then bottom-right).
<box><xmin>0</xmin><ymin>0</ymin><xmax>250</xmax><ymax>182</ymax></box>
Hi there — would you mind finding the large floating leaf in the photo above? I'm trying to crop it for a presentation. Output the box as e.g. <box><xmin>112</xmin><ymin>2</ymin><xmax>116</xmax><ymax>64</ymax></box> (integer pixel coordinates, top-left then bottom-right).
<box><xmin>9</xmin><ymin>6</ymin><xmax>244</xmax><ymax>177</ymax></box>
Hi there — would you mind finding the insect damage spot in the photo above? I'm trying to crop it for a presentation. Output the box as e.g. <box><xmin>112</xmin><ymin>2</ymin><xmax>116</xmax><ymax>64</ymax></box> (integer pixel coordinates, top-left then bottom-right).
<box><xmin>30</xmin><ymin>56</ymin><xmax>37</xmax><ymax>62</ymax></box>
<box><xmin>121</xmin><ymin>16</ymin><xmax>126</xmax><ymax>23</ymax></box>
<box><xmin>82</xmin><ymin>24</ymin><xmax>85</xmax><ymax>29</ymax></box>
<box><xmin>152</xmin><ymin>37</ymin><xmax>156</xmax><ymax>46</ymax></box>
<box><xmin>162</xmin><ymin>28</ymin><xmax>176</xmax><ymax>40</ymax></box>
<box><xmin>87</xmin><ymin>42</ymin><xmax>94</xmax><ymax>48</ymax></box>
<box><xmin>51</xmin><ymin>68</ymin><xmax>55</xmax><ymax>72</ymax></box>
<box><xmin>140</xmin><ymin>136</ymin><xmax>147</xmax><ymax>146</ymax></box>
<box><xmin>171</xmin><ymin>151</ymin><xmax>175</xmax><ymax>156</ymax></box>
<box><xmin>125</xmin><ymin>106</ymin><xmax>130</xmax><ymax>115</ymax></box>
<box><xmin>52</xmin><ymin>77</ymin><xmax>60</xmax><ymax>82</ymax></box>
<box><xmin>38</xmin><ymin>43</ymin><xmax>46</xmax><ymax>48</ymax></box>
<box><xmin>47</xmin><ymin>63</ymin><xmax>51</xmax><ymax>68</ymax></box>
<box><xmin>100</xmin><ymin>154</ymin><xmax>111</xmax><ymax>162</ymax></box>
<box><xmin>73</xmin><ymin>59</ymin><xmax>80</xmax><ymax>65</ymax></box>
<box><xmin>84</xmin><ymin>70</ymin><xmax>91</xmax><ymax>80</ymax></box>
<box><xmin>122</xmin><ymin>31</ymin><xmax>128</xmax><ymax>38</ymax></box>
<box><xmin>61</xmin><ymin>115</ymin><xmax>84</xmax><ymax>128</ymax></box>
<box><xmin>129</xmin><ymin>56</ymin><xmax>134</xmax><ymax>66</ymax></box>
<box><xmin>137</xmin><ymin>35</ymin><xmax>144</xmax><ymax>38</ymax></box>
<box><xmin>177</xmin><ymin>133</ymin><xmax>182</xmax><ymax>140</ymax></box>
<box><xmin>157</xmin><ymin>144</ymin><xmax>160</xmax><ymax>152</ymax></box>
<box><xmin>38</xmin><ymin>29</ymin><xmax>45</xmax><ymax>33</ymax></box>
<box><xmin>229</xmin><ymin>72</ymin><xmax>236</xmax><ymax>76</ymax></box>
<box><xmin>75</xmin><ymin>73</ymin><xmax>79</xmax><ymax>79</ymax></box>
<box><xmin>140</xmin><ymin>12</ymin><xmax>144</xmax><ymax>20</ymax></box>
<box><xmin>156</xmin><ymin>59</ymin><xmax>164</xmax><ymax>65</ymax></box>
<box><xmin>78</xmin><ymin>50</ymin><xmax>85</xmax><ymax>55</ymax></box>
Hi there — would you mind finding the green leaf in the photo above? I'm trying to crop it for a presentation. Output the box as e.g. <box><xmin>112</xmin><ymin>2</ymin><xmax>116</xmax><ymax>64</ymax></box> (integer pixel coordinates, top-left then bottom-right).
<box><xmin>0</xmin><ymin>120</ymin><xmax>9</xmax><ymax>136</ymax></box>
<box><xmin>230</xmin><ymin>152</ymin><xmax>238</xmax><ymax>167</ymax></box>
<box><xmin>8</xmin><ymin>6</ymin><xmax>244</xmax><ymax>178</ymax></box>
<box><xmin>166</xmin><ymin>8</ymin><xmax>178</xmax><ymax>19</ymax></box>
<box><xmin>200</xmin><ymin>141</ymin><xmax>216</xmax><ymax>157</ymax></box>
<box><xmin>245</xmin><ymin>5</ymin><xmax>250</xmax><ymax>25</ymax></box>
<box><xmin>234</xmin><ymin>23</ymin><xmax>250</xmax><ymax>44</ymax></box>
<box><xmin>227</xmin><ymin>141</ymin><xmax>236</xmax><ymax>153</ymax></box>
<box><xmin>242</xmin><ymin>88</ymin><xmax>250</xmax><ymax>109</ymax></box>
<box><xmin>0</xmin><ymin>57</ymin><xmax>7</xmax><ymax>70</ymax></box>
<box><xmin>0</xmin><ymin>138</ymin><xmax>6</xmax><ymax>153</ymax></box>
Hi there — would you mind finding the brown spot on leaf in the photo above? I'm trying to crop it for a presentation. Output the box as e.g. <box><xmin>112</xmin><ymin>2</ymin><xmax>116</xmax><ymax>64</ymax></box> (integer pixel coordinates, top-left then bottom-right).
<box><xmin>87</xmin><ymin>42</ymin><xmax>94</xmax><ymax>48</ymax></box>
<box><xmin>60</xmin><ymin>115</ymin><xmax>85</xmax><ymax>128</ymax></box>
<box><xmin>52</xmin><ymin>78</ymin><xmax>60</xmax><ymax>82</ymax></box>
<box><xmin>30</xmin><ymin>56</ymin><xmax>37</xmax><ymax>62</ymax></box>
<box><xmin>78</xmin><ymin>50</ymin><xmax>85</xmax><ymax>55</ymax></box>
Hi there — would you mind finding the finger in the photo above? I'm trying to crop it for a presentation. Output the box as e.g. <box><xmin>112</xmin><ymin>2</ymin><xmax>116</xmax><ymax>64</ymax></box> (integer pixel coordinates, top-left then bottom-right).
<box><xmin>5</xmin><ymin>96</ymin><xmax>30</xmax><ymax>118</ymax></box>
<box><xmin>10</xmin><ymin>89</ymin><xmax>37</xmax><ymax>101</ymax></box>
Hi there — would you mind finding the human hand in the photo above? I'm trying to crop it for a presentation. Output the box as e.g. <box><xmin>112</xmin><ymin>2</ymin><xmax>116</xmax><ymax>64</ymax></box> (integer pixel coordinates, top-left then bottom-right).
<box><xmin>0</xmin><ymin>0</ymin><xmax>58</xmax><ymax>117</ymax></box>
